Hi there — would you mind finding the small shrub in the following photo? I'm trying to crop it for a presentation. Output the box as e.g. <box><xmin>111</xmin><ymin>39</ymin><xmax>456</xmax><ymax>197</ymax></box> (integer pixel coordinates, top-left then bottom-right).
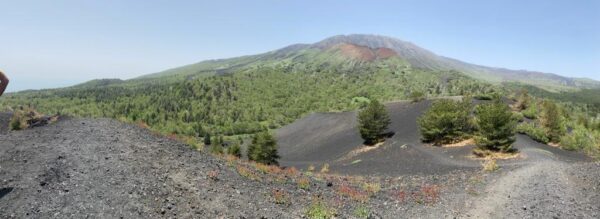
<box><xmin>305</xmin><ymin>199</ymin><xmax>336</xmax><ymax>219</ymax></box>
<box><xmin>209</xmin><ymin>143</ymin><xmax>224</xmax><ymax>154</ymax></box>
<box><xmin>560</xmin><ymin>126</ymin><xmax>597</xmax><ymax>152</ymax></box>
<box><xmin>353</xmin><ymin>205</ymin><xmax>370</xmax><ymax>219</ymax></box>
<box><xmin>254</xmin><ymin>162</ymin><xmax>271</xmax><ymax>174</ymax></box>
<box><xmin>297</xmin><ymin>177</ymin><xmax>310</xmax><ymax>190</ymax></box>
<box><xmin>362</xmin><ymin>182</ymin><xmax>381</xmax><ymax>196</ymax></box>
<box><xmin>225</xmin><ymin>154</ymin><xmax>238</xmax><ymax>167</ymax></box>
<box><xmin>409</xmin><ymin>91</ymin><xmax>426</xmax><ymax>103</ymax></box>
<box><xmin>203</xmin><ymin>132</ymin><xmax>211</xmax><ymax>146</ymax></box>
<box><xmin>413</xmin><ymin>184</ymin><xmax>440</xmax><ymax>204</ymax></box>
<box><xmin>482</xmin><ymin>159</ymin><xmax>499</xmax><ymax>172</ymax></box>
<box><xmin>320</xmin><ymin>163</ymin><xmax>330</xmax><ymax>173</ymax></box>
<box><xmin>473</xmin><ymin>94</ymin><xmax>494</xmax><ymax>100</ymax></box>
<box><xmin>512</xmin><ymin>112</ymin><xmax>525</xmax><ymax>122</ymax></box>
<box><xmin>337</xmin><ymin>184</ymin><xmax>369</xmax><ymax>202</ymax></box>
<box><xmin>272</xmin><ymin>189</ymin><xmax>290</xmax><ymax>206</ymax></box>
<box><xmin>513</xmin><ymin>89</ymin><xmax>531</xmax><ymax>111</ymax></box>
<box><xmin>236</xmin><ymin>166</ymin><xmax>257</xmax><ymax>180</ymax></box>
<box><xmin>284</xmin><ymin>167</ymin><xmax>299</xmax><ymax>177</ymax></box>
<box><xmin>9</xmin><ymin>107</ymin><xmax>44</xmax><ymax>131</ymax></box>
<box><xmin>522</xmin><ymin>102</ymin><xmax>538</xmax><ymax>119</ymax></box>
<box><xmin>10</xmin><ymin>115</ymin><xmax>24</xmax><ymax>130</ymax></box>
<box><xmin>207</xmin><ymin>170</ymin><xmax>219</xmax><ymax>181</ymax></box>
<box><xmin>391</xmin><ymin>189</ymin><xmax>407</xmax><ymax>203</ymax></box>
<box><xmin>227</xmin><ymin>143</ymin><xmax>242</xmax><ymax>158</ymax></box>
<box><xmin>136</xmin><ymin>121</ymin><xmax>150</xmax><ymax>129</ymax></box>
<box><xmin>307</xmin><ymin>164</ymin><xmax>316</xmax><ymax>172</ymax></box>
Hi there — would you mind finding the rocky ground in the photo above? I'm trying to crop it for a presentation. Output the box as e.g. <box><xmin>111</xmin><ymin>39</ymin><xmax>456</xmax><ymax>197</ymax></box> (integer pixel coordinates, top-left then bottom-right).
<box><xmin>1</xmin><ymin>115</ymin><xmax>599</xmax><ymax>218</ymax></box>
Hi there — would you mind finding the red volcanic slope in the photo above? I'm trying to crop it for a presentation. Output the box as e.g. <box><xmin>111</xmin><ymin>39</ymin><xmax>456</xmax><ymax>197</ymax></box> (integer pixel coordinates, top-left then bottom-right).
<box><xmin>334</xmin><ymin>43</ymin><xmax>398</xmax><ymax>61</ymax></box>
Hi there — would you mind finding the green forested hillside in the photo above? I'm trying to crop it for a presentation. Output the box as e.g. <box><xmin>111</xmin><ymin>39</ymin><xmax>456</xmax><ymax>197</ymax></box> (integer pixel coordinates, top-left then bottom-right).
<box><xmin>1</xmin><ymin>59</ymin><xmax>496</xmax><ymax>137</ymax></box>
<box><xmin>2</xmin><ymin>34</ymin><xmax>598</xmax><ymax>148</ymax></box>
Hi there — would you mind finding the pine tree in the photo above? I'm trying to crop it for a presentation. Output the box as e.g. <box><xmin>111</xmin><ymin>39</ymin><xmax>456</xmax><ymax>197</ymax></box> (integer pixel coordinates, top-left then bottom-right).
<box><xmin>204</xmin><ymin>132</ymin><xmax>211</xmax><ymax>146</ymax></box>
<box><xmin>417</xmin><ymin>99</ymin><xmax>472</xmax><ymax>145</ymax></box>
<box><xmin>514</xmin><ymin>89</ymin><xmax>531</xmax><ymax>111</ymax></box>
<box><xmin>209</xmin><ymin>134</ymin><xmax>224</xmax><ymax>154</ymax></box>
<box><xmin>474</xmin><ymin>101</ymin><xmax>517</xmax><ymax>152</ymax></box>
<box><xmin>358</xmin><ymin>99</ymin><xmax>391</xmax><ymax>145</ymax></box>
<box><xmin>247</xmin><ymin>131</ymin><xmax>279</xmax><ymax>165</ymax></box>
<box><xmin>227</xmin><ymin>142</ymin><xmax>242</xmax><ymax>158</ymax></box>
<box><xmin>540</xmin><ymin>100</ymin><xmax>565</xmax><ymax>143</ymax></box>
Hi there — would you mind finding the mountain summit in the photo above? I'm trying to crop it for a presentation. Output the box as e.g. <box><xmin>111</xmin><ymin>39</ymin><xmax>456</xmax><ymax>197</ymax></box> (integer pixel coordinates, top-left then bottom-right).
<box><xmin>142</xmin><ymin>34</ymin><xmax>599</xmax><ymax>90</ymax></box>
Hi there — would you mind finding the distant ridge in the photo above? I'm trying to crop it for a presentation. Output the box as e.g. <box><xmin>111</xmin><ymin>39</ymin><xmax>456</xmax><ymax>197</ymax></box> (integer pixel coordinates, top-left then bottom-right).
<box><xmin>140</xmin><ymin>34</ymin><xmax>600</xmax><ymax>90</ymax></box>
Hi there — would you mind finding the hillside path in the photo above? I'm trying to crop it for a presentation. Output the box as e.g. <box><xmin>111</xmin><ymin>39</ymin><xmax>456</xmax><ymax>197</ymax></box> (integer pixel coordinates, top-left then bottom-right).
<box><xmin>462</xmin><ymin>150</ymin><xmax>599</xmax><ymax>218</ymax></box>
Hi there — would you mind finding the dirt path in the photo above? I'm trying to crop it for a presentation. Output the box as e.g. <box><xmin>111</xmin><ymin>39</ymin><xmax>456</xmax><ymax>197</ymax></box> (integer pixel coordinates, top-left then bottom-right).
<box><xmin>463</xmin><ymin>154</ymin><xmax>599</xmax><ymax>218</ymax></box>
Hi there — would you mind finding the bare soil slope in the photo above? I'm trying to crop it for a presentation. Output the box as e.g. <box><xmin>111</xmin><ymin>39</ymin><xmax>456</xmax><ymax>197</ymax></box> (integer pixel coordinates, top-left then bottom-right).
<box><xmin>276</xmin><ymin>100</ymin><xmax>591</xmax><ymax>176</ymax></box>
<box><xmin>0</xmin><ymin>117</ymin><xmax>300</xmax><ymax>218</ymax></box>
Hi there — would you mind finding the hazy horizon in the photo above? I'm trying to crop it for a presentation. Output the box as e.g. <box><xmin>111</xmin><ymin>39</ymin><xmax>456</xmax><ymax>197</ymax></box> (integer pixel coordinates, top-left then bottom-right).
<box><xmin>2</xmin><ymin>0</ymin><xmax>599</xmax><ymax>92</ymax></box>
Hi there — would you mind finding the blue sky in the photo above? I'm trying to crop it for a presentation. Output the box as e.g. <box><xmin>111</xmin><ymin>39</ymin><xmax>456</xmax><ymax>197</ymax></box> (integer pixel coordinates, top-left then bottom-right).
<box><xmin>1</xmin><ymin>0</ymin><xmax>599</xmax><ymax>92</ymax></box>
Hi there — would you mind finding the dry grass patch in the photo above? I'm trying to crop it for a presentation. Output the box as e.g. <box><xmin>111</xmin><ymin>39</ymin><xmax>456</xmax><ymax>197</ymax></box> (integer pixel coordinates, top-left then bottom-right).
<box><xmin>471</xmin><ymin>148</ymin><xmax>520</xmax><ymax>160</ymax></box>
<box><xmin>442</xmin><ymin>138</ymin><xmax>475</xmax><ymax>147</ymax></box>
<box><xmin>272</xmin><ymin>189</ymin><xmax>290</xmax><ymax>206</ymax></box>
<box><xmin>548</xmin><ymin>142</ymin><xmax>561</xmax><ymax>148</ymax></box>
<box><xmin>482</xmin><ymin>159</ymin><xmax>499</xmax><ymax>172</ymax></box>
<box><xmin>9</xmin><ymin>107</ymin><xmax>57</xmax><ymax>131</ymax></box>
<box><xmin>320</xmin><ymin>163</ymin><xmax>330</xmax><ymax>174</ymax></box>
<box><xmin>207</xmin><ymin>170</ymin><xmax>219</xmax><ymax>181</ymax></box>
<box><xmin>337</xmin><ymin>184</ymin><xmax>369</xmax><ymax>203</ymax></box>
<box><xmin>225</xmin><ymin>154</ymin><xmax>239</xmax><ymax>167</ymax></box>
<box><xmin>236</xmin><ymin>166</ymin><xmax>259</xmax><ymax>181</ymax></box>
<box><xmin>297</xmin><ymin>177</ymin><xmax>311</xmax><ymax>190</ymax></box>
<box><xmin>337</xmin><ymin>142</ymin><xmax>385</xmax><ymax>162</ymax></box>
<box><xmin>362</xmin><ymin>182</ymin><xmax>381</xmax><ymax>196</ymax></box>
<box><xmin>284</xmin><ymin>167</ymin><xmax>300</xmax><ymax>177</ymax></box>
<box><xmin>412</xmin><ymin>184</ymin><xmax>440</xmax><ymax>204</ymax></box>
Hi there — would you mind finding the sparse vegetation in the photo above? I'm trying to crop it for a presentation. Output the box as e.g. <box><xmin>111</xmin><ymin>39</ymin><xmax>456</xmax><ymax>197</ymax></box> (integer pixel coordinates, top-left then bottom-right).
<box><xmin>209</xmin><ymin>142</ymin><xmax>224</xmax><ymax>154</ymax></box>
<box><xmin>517</xmin><ymin>122</ymin><xmax>549</xmax><ymax>143</ymax></box>
<box><xmin>560</xmin><ymin>126</ymin><xmax>598</xmax><ymax>154</ymax></box>
<box><xmin>272</xmin><ymin>189</ymin><xmax>290</xmax><ymax>206</ymax></box>
<box><xmin>482</xmin><ymin>159</ymin><xmax>499</xmax><ymax>172</ymax></box>
<box><xmin>353</xmin><ymin>205</ymin><xmax>371</xmax><ymax>218</ymax></box>
<box><xmin>320</xmin><ymin>163</ymin><xmax>330</xmax><ymax>173</ymax></box>
<box><xmin>337</xmin><ymin>184</ymin><xmax>369</xmax><ymax>202</ymax></box>
<box><xmin>362</xmin><ymin>182</ymin><xmax>381</xmax><ymax>196</ymax></box>
<box><xmin>207</xmin><ymin>170</ymin><xmax>219</xmax><ymax>181</ymax></box>
<box><xmin>513</xmin><ymin>89</ymin><xmax>531</xmax><ymax>111</ymax></box>
<box><xmin>297</xmin><ymin>177</ymin><xmax>311</xmax><ymax>190</ymax></box>
<box><xmin>8</xmin><ymin>107</ymin><xmax>52</xmax><ymax>131</ymax></box>
<box><xmin>358</xmin><ymin>99</ymin><xmax>391</xmax><ymax>145</ymax></box>
<box><xmin>226</xmin><ymin>142</ymin><xmax>242</xmax><ymax>158</ymax></box>
<box><xmin>305</xmin><ymin>199</ymin><xmax>337</xmax><ymax>219</ymax></box>
<box><xmin>412</xmin><ymin>184</ymin><xmax>440</xmax><ymax>204</ymax></box>
<box><xmin>409</xmin><ymin>90</ymin><xmax>426</xmax><ymax>103</ymax></box>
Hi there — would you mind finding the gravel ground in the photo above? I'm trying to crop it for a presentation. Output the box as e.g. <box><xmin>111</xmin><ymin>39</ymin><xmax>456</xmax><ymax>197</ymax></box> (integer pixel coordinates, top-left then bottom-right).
<box><xmin>1</xmin><ymin>114</ymin><xmax>598</xmax><ymax>218</ymax></box>
<box><xmin>0</xmin><ymin>116</ymin><xmax>485</xmax><ymax>218</ymax></box>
